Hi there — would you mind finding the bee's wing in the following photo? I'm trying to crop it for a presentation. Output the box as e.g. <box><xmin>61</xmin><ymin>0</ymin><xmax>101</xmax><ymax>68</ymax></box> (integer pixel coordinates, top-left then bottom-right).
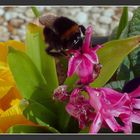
<box><xmin>39</xmin><ymin>13</ymin><xmax>58</xmax><ymax>27</ymax></box>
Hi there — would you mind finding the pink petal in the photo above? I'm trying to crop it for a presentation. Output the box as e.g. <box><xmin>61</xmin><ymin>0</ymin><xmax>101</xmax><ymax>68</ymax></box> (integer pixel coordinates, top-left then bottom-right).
<box><xmin>65</xmin><ymin>103</ymin><xmax>77</xmax><ymax>117</ymax></box>
<box><xmin>86</xmin><ymin>86</ymin><xmax>101</xmax><ymax>111</ymax></box>
<box><xmin>132</xmin><ymin>99</ymin><xmax>140</xmax><ymax>109</ymax></box>
<box><xmin>89</xmin><ymin>112</ymin><xmax>103</xmax><ymax>134</ymax></box>
<box><xmin>83</xmin><ymin>51</ymin><xmax>99</xmax><ymax>64</ymax></box>
<box><xmin>67</xmin><ymin>54</ymin><xmax>82</xmax><ymax>77</ymax></box>
<box><xmin>113</xmin><ymin>106</ymin><xmax>131</xmax><ymax>117</ymax></box>
<box><xmin>69</xmin><ymin>88</ymin><xmax>80</xmax><ymax>103</ymax></box>
<box><xmin>123</xmin><ymin>122</ymin><xmax>132</xmax><ymax>134</ymax></box>
<box><xmin>103</xmin><ymin>114</ymin><xmax>121</xmax><ymax>132</ymax></box>
<box><xmin>92</xmin><ymin>45</ymin><xmax>102</xmax><ymax>52</ymax></box>
<box><xmin>119</xmin><ymin>114</ymin><xmax>132</xmax><ymax>133</ymax></box>
<box><xmin>112</xmin><ymin>93</ymin><xmax>129</xmax><ymax>109</ymax></box>
<box><xmin>131</xmin><ymin>111</ymin><xmax>140</xmax><ymax>124</ymax></box>
<box><xmin>129</xmin><ymin>86</ymin><xmax>140</xmax><ymax>97</ymax></box>
<box><xmin>122</xmin><ymin>122</ymin><xmax>132</xmax><ymax>134</ymax></box>
<box><xmin>82</xmin><ymin>26</ymin><xmax>93</xmax><ymax>53</ymax></box>
<box><xmin>76</xmin><ymin>57</ymin><xmax>93</xmax><ymax>84</ymax></box>
<box><xmin>99</xmin><ymin>88</ymin><xmax>123</xmax><ymax>104</ymax></box>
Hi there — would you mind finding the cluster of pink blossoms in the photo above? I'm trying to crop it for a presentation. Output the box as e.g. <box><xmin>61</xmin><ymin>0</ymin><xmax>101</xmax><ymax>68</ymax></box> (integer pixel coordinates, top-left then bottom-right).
<box><xmin>53</xmin><ymin>26</ymin><xmax>140</xmax><ymax>133</ymax></box>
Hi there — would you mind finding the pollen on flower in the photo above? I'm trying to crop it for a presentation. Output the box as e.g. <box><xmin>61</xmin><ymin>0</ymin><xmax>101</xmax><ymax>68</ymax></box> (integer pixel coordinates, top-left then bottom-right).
<box><xmin>53</xmin><ymin>85</ymin><xmax>69</xmax><ymax>102</ymax></box>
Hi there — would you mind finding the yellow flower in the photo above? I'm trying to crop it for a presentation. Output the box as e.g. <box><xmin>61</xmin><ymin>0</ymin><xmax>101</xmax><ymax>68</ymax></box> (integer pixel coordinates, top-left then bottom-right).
<box><xmin>0</xmin><ymin>41</ymin><xmax>35</xmax><ymax>133</ymax></box>
<box><xmin>0</xmin><ymin>40</ymin><xmax>25</xmax><ymax>63</ymax></box>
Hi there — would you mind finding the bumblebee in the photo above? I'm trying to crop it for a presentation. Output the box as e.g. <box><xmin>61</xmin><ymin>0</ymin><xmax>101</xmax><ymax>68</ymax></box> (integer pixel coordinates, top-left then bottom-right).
<box><xmin>39</xmin><ymin>13</ymin><xmax>86</xmax><ymax>56</ymax></box>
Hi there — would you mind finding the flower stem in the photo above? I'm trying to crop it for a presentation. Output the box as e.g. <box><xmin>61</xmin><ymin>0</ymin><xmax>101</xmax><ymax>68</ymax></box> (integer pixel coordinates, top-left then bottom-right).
<box><xmin>31</xmin><ymin>6</ymin><xmax>41</xmax><ymax>18</ymax></box>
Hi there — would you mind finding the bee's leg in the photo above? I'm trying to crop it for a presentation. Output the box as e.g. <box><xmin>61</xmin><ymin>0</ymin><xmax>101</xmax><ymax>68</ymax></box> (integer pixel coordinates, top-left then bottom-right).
<box><xmin>46</xmin><ymin>46</ymin><xmax>54</xmax><ymax>55</ymax></box>
<box><xmin>46</xmin><ymin>46</ymin><xmax>67</xmax><ymax>57</ymax></box>
<box><xmin>60</xmin><ymin>49</ymin><xmax>67</xmax><ymax>56</ymax></box>
<box><xmin>46</xmin><ymin>46</ymin><xmax>61</xmax><ymax>57</ymax></box>
<box><xmin>79</xmin><ymin>25</ymin><xmax>86</xmax><ymax>35</ymax></box>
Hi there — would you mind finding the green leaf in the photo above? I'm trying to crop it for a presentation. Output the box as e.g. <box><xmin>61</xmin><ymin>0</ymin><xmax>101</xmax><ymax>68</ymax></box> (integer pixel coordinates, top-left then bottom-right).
<box><xmin>31</xmin><ymin>6</ymin><xmax>41</xmax><ymax>18</ymax></box>
<box><xmin>55</xmin><ymin>103</ymin><xmax>70</xmax><ymax>132</ymax></box>
<box><xmin>54</xmin><ymin>67</ymin><xmax>78</xmax><ymax>132</ymax></box>
<box><xmin>54</xmin><ymin>74</ymin><xmax>78</xmax><ymax>132</ymax></box>
<box><xmin>91</xmin><ymin>36</ymin><xmax>140</xmax><ymax>87</ymax></box>
<box><xmin>108</xmin><ymin>26</ymin><xmax>118</xmax><ymax>41</ymax></box>
<box><xmin>128</xmin><ymin>7</ymin><xmax>140</xmax><ymax>37</ymax></box>
<box><xmin>116</xmin><ymin>56</ymin><xmax>134</xmax><ymax>81</ymax></box>
<box><xmin>127</xmin><ymin>8</ymin><xmax>140</xmax><ymax>78</ymax></box>
<box><xmin>8</xmin><ymin>48</ymin><xmax>54</xmax><ymax>108</ymax></box>
<box><xmin>117</xmin><ymin>7</ymin><xmax>140</xmax><ymax>81</ymax></box>
<box><xmin>26</xmin><ymin>23</ymin><xmax>58</xmax><ymax>94</ymax></box>
<box><xmin>128</xmin><ymin>47</ymin><xmax>140</xmax><ymax>77</ymax></box>
<box><xmin>116</xmin><ymin>7</ymin><xmax>128</xmax><ymax>39</ymax></box>
<box><xmin>119</xmin><ymin>23</ymin><xmax>130</xmax><ymax>39</ymax></box>
<box><xmin>23</xmin><ymin>99</ymin><xmax>56</xmax><ymax>127</ymax></box>
<box><xmin>64</xmin><ymin>74</ymin><xmax>78</xmax><ymax>91</ymax></box>
<box><xmin>104</xmin><ymin>80</ymin><xmax>125</xmax><ymax>92</ymax></box>
<box><xmin>8</xmin><ymin>125</ymin><xmax>59</xmax><ymax>133</ymax></box>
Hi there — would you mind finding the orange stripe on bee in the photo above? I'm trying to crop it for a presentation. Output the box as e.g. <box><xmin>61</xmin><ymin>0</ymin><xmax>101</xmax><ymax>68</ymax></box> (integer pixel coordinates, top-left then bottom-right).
<box><xmin>61</xmin><ymin>25</ymin><xmax>79</xmax><ymax>40</ymax></box>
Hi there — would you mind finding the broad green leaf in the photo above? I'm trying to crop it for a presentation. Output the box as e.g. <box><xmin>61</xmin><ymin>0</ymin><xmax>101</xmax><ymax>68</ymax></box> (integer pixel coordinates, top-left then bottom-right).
<box><xmin>116</xmin><ymin>7</ymin><xmax>128</xmax><ymax>39</ymax></box>
<box><xmin>64</xmin><ymin>74</ymin><xmax>78</xmax><ymax>91</ymax></box>
<box><xmin>65</xmin><ymin>117</ymin><xmax>79</xmax><ymax>133</ymax></box>
<box><xmin>54</xmin><ymin>103</ymin><xmax>70</xmax><ymax>132</ymax></box>
<box><xmin>119</xmin><ymin>23</ymin><xmax>130</xmax><ymax>39</ymax></box>
<box><xmin>105</xmin><ymin>80</ymin><xmax>125</xmax><ymax>92</ymax></box>
<box><xmin>8</xmin><ymin>48</ymin><xmax>54</xmax><ymax>108</ymax></box>
<box><xmin>108</xmin><ymin>26</ymin><xmax>118</xmax><ymax>41</ymax></box>
<box><xmin>129</xmin><ymin>48</ymin><xmax>140</xmax><ymax>77</ymax></box>
<box><xmin>52</xmin><ymin>62</ymin><xmax>78</xmax><ymax>131</ymax></box>
<box><xmin>116</xmin><ymin>56</ymin><xmax>134</xmax><ymax>81</ymax></box>
<box><xmin>128</xmin><ymin>7</ymin><xmax>140</xmax><ymax>37</ymax></box>
<box><xmin>23</xmin><ymin>99</ymin><xmax>56</xmax><ymax>127</ymax></box>
<box><xmin>91</xmin><ymin>36</ymin><xmax>140</xmax><ymax>87</ymax></box>
<box><xmin>26</xmin><ymin>23</ymin><xmax>58</xmax><ymax>94</ymax></box>
<box><xmin>8</xmin><ymin>125</ymin><xmax>59</xmax><ymax>133</ymax></box>
<box><xmin>119</xmin><ymin>7</ymin><xmax>140</xmax><ymax>38</ymax></box>
<box><xmin>55</xmin><ymin>74</ymin><xmax>78</xmax><ymax>132</ymax></box>
<box><xmin>126</xmin><ymin>8</ymin><xmax>140</xmax><ymax>78</ymax></box>
<box><xmin>117</xmin><ymin>7</ymin><xmax>140</xmax><ymax>81</ymax></box>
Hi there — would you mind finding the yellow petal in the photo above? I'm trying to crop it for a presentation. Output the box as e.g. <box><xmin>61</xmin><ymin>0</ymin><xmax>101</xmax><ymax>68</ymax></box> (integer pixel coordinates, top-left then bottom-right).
<box><xmin>0</xmin><ymin>99</ymin><xmax>35</xmax><ymax>132</ymax></box>
<box><xmin>0</xmin><ymin>87</ymin><xmax>21</xmax><ymax>110</ymax></box>
<box><xmin>0</xmin><ymin>40</ymin><xmax>25</xmax><ymax>63</ymax></box>
<box><xmin>0</xmin><ymin>43</ymin><xmax>7</xmax><ymax>62</ymax></box>
<box><xmin>5</xmin><ymin>40</ymin><xmax>25</xmax><ymax>52</ymax></box>
<box><xmin>0</xmin><ymin>99</ymin><xmax>22</xmax><ymax>117</ymax></box>
<box><xmin>0</xmin><ymin>65</ymin><xmax>15</xmax><ymax>100</ymax></box>
<box><xmin>0</xmin><ymin>109</ymin><xmax>4</xmax><ymax>115</ymax></box>
<box><xmin>0</xmin><ymin>115</ymin><xmax>35</xmax><ymax>133</ymax></box>
<box><xmin>0</xmin><ymin>61</ymin><xmax>7</xmax><ymax>67</ymax></box>
<box><xmin>10</xmin><ymin>99</ymin><xmax>21</xmax><ymax>106</ymax></box>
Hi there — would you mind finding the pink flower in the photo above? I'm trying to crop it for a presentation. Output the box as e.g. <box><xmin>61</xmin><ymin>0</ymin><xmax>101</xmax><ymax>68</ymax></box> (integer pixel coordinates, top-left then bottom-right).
<box><xmin>86</xmin><ymin>86</ymin><xmax>140</xmax><ymax>134</ymax></box>
<box><xmin>67</xmin><ymin>26</ymin><xmax>102</xmax><ymax>84</ymax></box>
<box><xmin>65</xmin><ymin>88</ymin><xmax>94</xmax><ymax>129</ymax></box>
<box><xmin>53</xmin><ymin>85</ymin><xmax>69</xmax><ymax>102</ymax></box>
<box><xmin>120</xmin><ymin>86</ymin><xmax>140</xmax><ymax>133</ymax></box>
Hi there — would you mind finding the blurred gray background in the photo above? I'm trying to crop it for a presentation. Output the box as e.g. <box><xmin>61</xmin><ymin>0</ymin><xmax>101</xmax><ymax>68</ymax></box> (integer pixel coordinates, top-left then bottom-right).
<box><xmin>0</xmin><ymin>6</ymin><xmax>138</xmax><ymax>42</ymax></box>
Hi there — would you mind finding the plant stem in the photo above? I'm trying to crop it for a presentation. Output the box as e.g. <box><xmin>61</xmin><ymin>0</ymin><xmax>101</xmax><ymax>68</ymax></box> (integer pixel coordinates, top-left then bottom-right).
<box><xmin>31</xmin><ymin>6</ymin><xmax>41</xmax><ymax>18</ymax></box>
